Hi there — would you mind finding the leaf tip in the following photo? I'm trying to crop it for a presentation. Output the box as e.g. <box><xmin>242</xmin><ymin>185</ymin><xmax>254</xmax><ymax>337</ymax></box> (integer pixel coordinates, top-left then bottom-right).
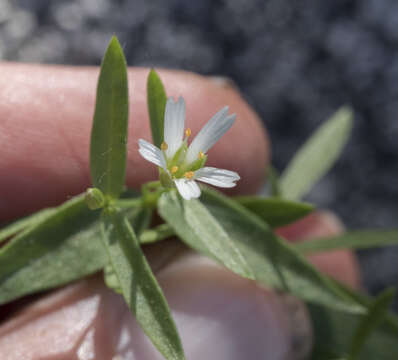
<box><xmin>147</xmin><ymin>68</ymin><xmax>162</xmax><ymax>84</ymax></box>
<box><xmin>336</xmin><ymin>105</ymin><xmax>354</xmax><ymax>126</ymax></box>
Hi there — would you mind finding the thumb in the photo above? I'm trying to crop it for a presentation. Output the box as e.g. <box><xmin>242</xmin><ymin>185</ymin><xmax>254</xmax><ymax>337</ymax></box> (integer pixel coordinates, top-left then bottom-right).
<box><xmin>144</xmin><ymin>247</ymin><xmax>313</xmax><ymax>360</ymax></box>
<box><xmin>0</xmin><ymin>244</ymin><xmax>312</xmax><ymax>360</ymax></box>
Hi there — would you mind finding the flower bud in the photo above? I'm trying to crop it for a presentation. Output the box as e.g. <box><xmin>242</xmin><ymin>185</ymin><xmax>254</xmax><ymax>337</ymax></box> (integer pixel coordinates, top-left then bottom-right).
<box><xmin>85</xmin><ymin>187</ymin><xmax>106</xmax><ymax>210</ymax></box>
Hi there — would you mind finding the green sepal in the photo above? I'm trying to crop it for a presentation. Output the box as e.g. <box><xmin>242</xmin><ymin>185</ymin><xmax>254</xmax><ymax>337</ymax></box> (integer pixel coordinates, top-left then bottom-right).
<box><xmin>189</xmin><ymin>154</ymin><xmax>208</xmax><ymax>171</ymax></box>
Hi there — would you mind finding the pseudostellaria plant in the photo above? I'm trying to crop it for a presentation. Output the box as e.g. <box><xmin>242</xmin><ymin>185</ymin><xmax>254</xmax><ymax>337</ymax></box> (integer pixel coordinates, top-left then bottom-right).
<box><xmin>0</xmin><ymin>36</ymin><xmax>398</xmax><ymax>360</ymax></box>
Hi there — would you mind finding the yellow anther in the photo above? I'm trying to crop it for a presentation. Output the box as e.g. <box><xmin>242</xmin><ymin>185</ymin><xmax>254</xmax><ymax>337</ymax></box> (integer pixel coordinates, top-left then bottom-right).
<box><xmin>185</xmin><ymin>128</ymin><xmax>191</xmax><ymax>137</ymax></box>
<box><xmin>161</xmin><ymin>142</ymin><xmax>168</xmax><ymax>151</ymax></box>
<box><xmin>171</xmin><ymin>166</ymin><xmax>179</xmax><ymax>174</ymax></box>
<box><xmin>198</xmin><ymin>151</ymin><xmax>205</xmax><ymax>159</ymax></box>
<box><xmin>184</xmin><ymin>171</ymin><xmax>195</xmax><ymax>180</ymax></box>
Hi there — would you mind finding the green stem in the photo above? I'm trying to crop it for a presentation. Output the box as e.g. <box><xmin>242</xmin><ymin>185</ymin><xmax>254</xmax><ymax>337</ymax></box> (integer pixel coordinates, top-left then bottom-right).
<box><xmin>140</xmin><ymin>223</ymin><xmax>175</xmax><ymax>244</ymax></box>
<box><xmin>142</xmin><ymin>181</ymin><xmax>164</xmax><ymax>209</ymax></box>
<box><xmin>116</xmin><ymin>197</ymin><xmax>143</xmax><ymax>208</ymax></box>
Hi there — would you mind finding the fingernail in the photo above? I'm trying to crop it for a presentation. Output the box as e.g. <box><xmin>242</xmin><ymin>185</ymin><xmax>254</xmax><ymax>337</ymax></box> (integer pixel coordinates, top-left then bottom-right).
<box><xmin>277</xmin><ymin>211</ymin><xmax>345</xmax><ymax>242</ymax></box>
<box><xmin>277</xmin><ymin>293</ymin><xmax>313</xmax><ymax>360</ymax></box>
<box><xmin>207</xmin><ymin>76</ymin><xmax>239</xmax><ymax>90</ymax></box>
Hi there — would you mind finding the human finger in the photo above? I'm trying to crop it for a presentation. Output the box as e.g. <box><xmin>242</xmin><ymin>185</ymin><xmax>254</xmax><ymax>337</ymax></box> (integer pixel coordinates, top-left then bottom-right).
<box><xmin>0</xmin><ymin>64</ymin><xmax>269</xmax><ymax>221</ymax></box>
<box><xmin>277</xmin><ymin>211</ymin><xmax>361</xmax><ymax>289</ymax></box>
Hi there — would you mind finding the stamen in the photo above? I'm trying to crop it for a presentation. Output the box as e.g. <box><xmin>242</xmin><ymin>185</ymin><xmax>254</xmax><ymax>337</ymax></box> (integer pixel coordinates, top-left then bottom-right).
<box><xmin>171</xmin><ymin>166</ymin><xmax>179</xmax><ymax>174</ymax></box>
<box><xmin>184</xmin><ymin>171</ymin><xmax>195</xmax><ymax>180</ymax></box>
<box><xmin>185</xmin><ymin>128</ymin><xmax>191</xmax><ymax>137</ymax></box>
<box><xmin>198</xmin><ymin>151</ymin><xmax>205</xmax><ymax>159</ymax></box>
<box><xmin>161</xmin><ymin>142</ymin><xmax>168</xmax><ymax>151</ymax></box>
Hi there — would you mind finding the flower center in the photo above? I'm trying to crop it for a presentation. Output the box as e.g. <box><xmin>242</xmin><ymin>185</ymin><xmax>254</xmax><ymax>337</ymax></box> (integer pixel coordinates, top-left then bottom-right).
<box><xmin>184</xmin><ymin>171</ymin><xmax>195</xmax><ymax>179</ymax></box>
<box><xmin>161</xmin><ymin>128</ymin><xmax>207</xmax><ymax>180</ymax></box>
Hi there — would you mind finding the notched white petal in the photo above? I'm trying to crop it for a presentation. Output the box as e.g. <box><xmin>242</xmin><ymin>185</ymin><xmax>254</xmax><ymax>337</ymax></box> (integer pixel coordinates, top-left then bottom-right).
<box><xmin>186</xmin><ymin>107</ymin><xmax>235</xmax><ymax>164</ymax></box>
<box><xmin>164</xmin><ymin>96</ymin><xmax>186</xmax><ymax>159</ymax></box>
<box><xmin>195</xmin><ymin>167</ymin><xmax>240</xmax><ymax>188</ymax></box>
<box><xmin>174</xmin><ymin>179</ymin><xmax>201</xmax><ymax>200</ymax></box>
<box><xmin>138</xmin><ymin>139</ymin><xmax>167</xmax><ymax>170</ymax></box>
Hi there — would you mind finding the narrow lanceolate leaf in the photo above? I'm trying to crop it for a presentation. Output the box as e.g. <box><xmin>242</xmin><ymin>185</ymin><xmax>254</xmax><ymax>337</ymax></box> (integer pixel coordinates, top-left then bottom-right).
<box><xmin>0</xmin><ymin>194</ymin><xmax>148</xmax><ymax>305</ymax></box>
<box><xmin>268</xmin><ymin>165</ymin><xmax>282</xmax><ymax>197</ymax></box>
<box><xmin>200</xmin><ymin>188</ymin><xmax>362</xmax><ymax>313</ymax></box>
<box><xmin>147</xmin><ymin>69</ymin><xmax>167</xmax><ymax>148</ymax></box>
<box><xmin>280</xmin><ymin>106</ymin><xmax>353</xmax><ymax>200</ymax></box>
<box><xmin>309</xmin><ymin>287</ymin><xmax>398</xmax><ymax>360</ymax></box>
<box><xmin>347</xmin><ymin>289</ymin><xmax>396</xmax><ymax>360</ymax></box>
<box><xmin>235</xmin><ymin>196</ymin><xmax>314</xmax><ymax>228</ymax></box>
<box><xmin>331</xmin><ymin>279</ymin><xmax>398</xmax><ymax>334</ymax></box>
<box><xmin>295</xmin><ymin>230</ymin><xmax>398</xmax><ymax>254</ymax></box>
<box><xmin>158</xmin><ymin>191</ymin><xmax>254</xmax><ymax>280</ymax></box>
<box><xmin>101</xmin><ymin>207</ymin><xmax>185</xmax><ymax>360</ymax></box>
<box><xmin>90</xmin><ymin>36</ymin><xmax>129</xmax><ymax>200</ymax></box>
<box><xmin>0</xmin><ymin>195</ymin><xmax>104</xmax><ymax>304</ymax></box>
<box><xmin>0</xmin><ymin>208</ymin><xmax>55</xmax><ymax>244</ymax></box>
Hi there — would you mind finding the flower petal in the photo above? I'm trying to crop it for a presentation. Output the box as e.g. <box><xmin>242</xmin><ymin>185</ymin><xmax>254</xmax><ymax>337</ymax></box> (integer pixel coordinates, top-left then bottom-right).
<box><xmin>164</xmin><ymin>96</ymin><xmax>186</xmax><ymax>159</ymax></box>
<box><xmin>174</xmin><ymin>179</ymin><xmax>201</xmax><ymax>200</ymax></box>
<box><xmin>138</xmin><ymin>139</ymin><xmax>167</xmax><ymax>170</ymax></box>
<box><xmin>195</xmin><ymin>167</ymin><xmax>240</xmax><ymax>188</ymax></box>
<box><xmin>185</xmin><ymin>107</ymin><xmax>235</xmax><ymax>164</ymax></box>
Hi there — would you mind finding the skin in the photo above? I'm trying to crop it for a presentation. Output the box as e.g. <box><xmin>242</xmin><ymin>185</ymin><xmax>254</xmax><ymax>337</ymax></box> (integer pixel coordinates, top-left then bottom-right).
<box><xmin>0</xmin><ymin>64</ymin><xmax>360</xmax><ymax>359</ymax></box>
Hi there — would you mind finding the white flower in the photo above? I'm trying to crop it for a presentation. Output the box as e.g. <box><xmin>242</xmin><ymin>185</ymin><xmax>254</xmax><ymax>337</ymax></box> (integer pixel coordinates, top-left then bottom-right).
<box><xmin>138</xmin><ymin>96</ymin><xmax>240</xmax><ymax>200</ymax></box>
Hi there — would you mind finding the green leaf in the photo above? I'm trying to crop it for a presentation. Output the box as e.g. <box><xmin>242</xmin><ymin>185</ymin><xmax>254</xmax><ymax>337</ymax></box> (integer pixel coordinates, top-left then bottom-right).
<box><xmin>101</xmin><ymin>207</ymin><xmax>185</xmax><ymax>360</ymax></box>
<box><xmin>268</xmin><ymin>165</ymin><xmax>282</xmax><ymax>197</ymax></box>
<box><xmin>332</xmin><ymin>280</ymin><xmax>398</xmax><ymax>334</ymax></box>
<box><xmin>0</xmin><ymin>195</ymin><xmax>105</xmax><ymax>304</ymax></box>
<box><xmin>309</xmin><ymin>280</ymin><xmax>398</xmax><ymax>360</ymax></box>
<box><xmin>309</xmin><ymin>298</ymin><xmax>398</xmax><ymax>360</ymax></box>
<box><xmin>0</xmin><ymin>194</ymin><xmax>149</xmax><ymax>305</ymax></box>
<box><xmin>280</xmin><ymin>106</ymin><xmax>353</xmax><ymax>200</ymax></box>
<box><xmin>295</xmin><ymin>230</ymin><xmax>398</xmax><ymax>254</ymax></box>
<box><xmin>199</xmin><ymin>188</ymin><xmax>362</xmax><ymax>313</ymax></box>
<box><xmin>0</xmin><ymin>208</ymin><xmax>55</xmax><ymax>244</ymax></box>
<box><xmin>347</xmin><ymin>288</ymin><xmax>395</xmax><ymax>360</ymax></box>
<box><xmin>309</xmin><ymin>305</ymin><xmax>398</xmax><ymax>360</ymax></box>
<box><xmin>90</xmin><ymin>36</ymin><xmax>129</xmax><ymax>200</ymax></box>
<box><xmin>158</xmin><ymin>191</ymin><xmax>254</xmax><ymax>280</ymax></box>
<box><xmin>235</xmin><ymin>196</ymin><xmax>314</xmax><ymax>228</ymax></box>
<box><xmin>147</xmin><ymin>69</ymin><xmax>167</xmax><ymax>148</ymax></box>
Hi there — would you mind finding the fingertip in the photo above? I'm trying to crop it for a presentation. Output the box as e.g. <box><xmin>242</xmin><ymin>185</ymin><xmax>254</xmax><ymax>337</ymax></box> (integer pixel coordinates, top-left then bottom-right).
<box><xmin>277</xmin><ymin>211</ymin><xmax>361</xmax><ymax>289</ymax></box>
<box><xmin>0</xmin><ymin>65</ymin><xmax>269</xmax><ymax>221</ymax></box>
<box><xmin>155</xmin><ymin>250</ymin><xmax>311</xmax><ymax>360</ymax></box>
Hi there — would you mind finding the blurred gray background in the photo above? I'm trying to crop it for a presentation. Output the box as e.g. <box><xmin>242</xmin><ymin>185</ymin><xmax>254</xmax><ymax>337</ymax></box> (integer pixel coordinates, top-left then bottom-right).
<box><xmin>1</xmin><ymin>0</ymin><xmax>397</xmax><ymax>303</ymax></box>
